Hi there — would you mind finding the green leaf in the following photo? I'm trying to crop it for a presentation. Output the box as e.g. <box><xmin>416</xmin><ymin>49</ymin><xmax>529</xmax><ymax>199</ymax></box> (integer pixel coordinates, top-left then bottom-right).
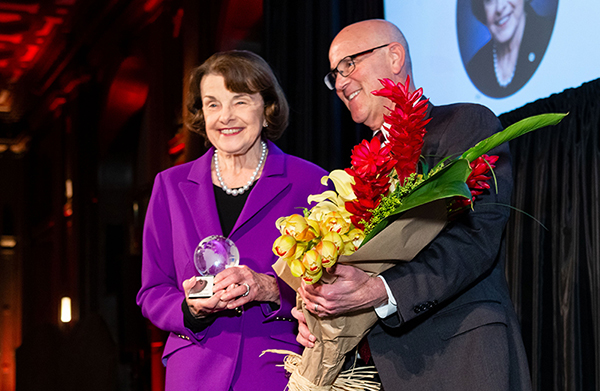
<box><xmin>411</xmin><ymin>158</ymin><xmax>471</xmax><ymax>195</ymax></box>
<box><xmin>398</xmin><ymin>180</ymin><xmax>470</xmax><ymax>213</ymax></box>
<box><xmin>461</xmin><ymin>113</ymin><xmax>568</xmax><ymax>162</ymax></box>
<box><xmin>362</xmin><ymin>159</ymin><xmax>472</xmax><ymax>244</ymax></box>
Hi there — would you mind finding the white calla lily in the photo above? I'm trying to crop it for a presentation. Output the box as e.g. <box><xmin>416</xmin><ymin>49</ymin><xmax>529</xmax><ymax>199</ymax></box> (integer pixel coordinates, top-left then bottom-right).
<box><xmin>307</xmin><ymin>190</ymin><xmax>340</xmax><ymax>205</ymax></box>
<box><xmin>324</xmin><ymin>170</ymin><xmax>356</xmax><ymax>202</ymax></box>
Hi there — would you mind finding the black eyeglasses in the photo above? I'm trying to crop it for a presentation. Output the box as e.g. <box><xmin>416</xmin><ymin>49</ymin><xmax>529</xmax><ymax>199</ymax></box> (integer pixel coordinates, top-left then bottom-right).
<box><xmin>323</xmin><ymin>43</ymin><xmax>390</xmax><ymax>90</ymax></box>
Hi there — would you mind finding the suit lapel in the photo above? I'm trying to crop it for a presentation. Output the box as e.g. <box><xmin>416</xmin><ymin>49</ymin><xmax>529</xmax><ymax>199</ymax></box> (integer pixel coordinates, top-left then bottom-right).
<box><xmin>179</xmin><ymin>142</ymin><xmax>290</xmax><ymax>242</ymax></box>
<box><xmin>180</xmin><ymin>149</ymin><xmax>223</xmax><ymax>241</ymax></box>
<box><xmin>229</xmin><ymin>141</ymin><xmax>290</xmax><ymax>239</ymax></box>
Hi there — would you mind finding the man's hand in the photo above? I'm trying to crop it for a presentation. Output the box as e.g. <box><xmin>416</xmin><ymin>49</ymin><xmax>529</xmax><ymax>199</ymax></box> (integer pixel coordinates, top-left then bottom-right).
<box><xmin>298</xmin><ymin>263</ymin><xmax>388</xmax><ymax>317</ymax></box>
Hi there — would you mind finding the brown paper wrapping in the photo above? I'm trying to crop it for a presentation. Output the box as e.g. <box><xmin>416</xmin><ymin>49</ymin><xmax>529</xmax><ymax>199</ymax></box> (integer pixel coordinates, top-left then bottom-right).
<box><xmin>270</xmin><ymin>200</ymin><xmax>448</xmax><ymax>389</ymax></box>
<box><xmin>295</xmin><ymin>297</ymin><xmax>378</xmax><ymax>386</ymax></box>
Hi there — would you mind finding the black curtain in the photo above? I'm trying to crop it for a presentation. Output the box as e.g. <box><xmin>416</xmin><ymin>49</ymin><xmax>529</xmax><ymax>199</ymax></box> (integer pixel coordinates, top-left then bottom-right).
<box><xmin>263</xmin><ymin>0</ymin><xmax>384</xmax><ymax>171</ymax></box>
<box><xmin>500</xmin><ymin>78</ymin><xmax>600</xmax><ymax>391</ymax></box>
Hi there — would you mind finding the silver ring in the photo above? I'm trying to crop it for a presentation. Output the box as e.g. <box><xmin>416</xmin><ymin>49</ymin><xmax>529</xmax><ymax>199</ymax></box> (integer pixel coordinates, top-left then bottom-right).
<box><xmin>314</xmin><ymin>303</ymin><xmax>319</xmax><ymax>312</ymax></box>
<box><xmin>241</xmin><ymin>282</ymin><xmax>250</xmax><ymax>297</ymax></box>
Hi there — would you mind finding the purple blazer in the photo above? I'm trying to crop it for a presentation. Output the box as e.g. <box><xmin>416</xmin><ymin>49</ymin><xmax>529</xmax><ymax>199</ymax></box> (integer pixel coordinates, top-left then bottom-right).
<box><xmin>136</xmin><ymin>140</ymin><xmax>329</xmax><ymax>391</ymax></box>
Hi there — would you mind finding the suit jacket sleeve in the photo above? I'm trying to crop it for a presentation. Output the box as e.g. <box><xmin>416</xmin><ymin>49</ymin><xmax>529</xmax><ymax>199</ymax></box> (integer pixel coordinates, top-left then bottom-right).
<box><xmin>137</xmin><ymin>172</ymin><xmax>191</xmax><ymax>336</ymax></box>
<box><xmin>380</xmin><ymin>103</ymin><xmax>513</xmax><ymax>327</ymax></box>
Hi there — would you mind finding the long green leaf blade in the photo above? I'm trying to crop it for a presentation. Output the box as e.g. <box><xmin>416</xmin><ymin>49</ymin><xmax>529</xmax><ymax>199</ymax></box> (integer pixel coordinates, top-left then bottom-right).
<box><xmin>461</xmin><ymin>113</ymin><xmax>567</xmax><ymax>162</ymax></box>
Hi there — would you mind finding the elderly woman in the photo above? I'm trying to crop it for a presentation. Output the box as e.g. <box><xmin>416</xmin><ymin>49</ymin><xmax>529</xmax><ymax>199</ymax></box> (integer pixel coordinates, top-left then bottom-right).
<box><xmin>466</xmin><ymin>0</ymin><xmax>555</xmax><ymax>98</ymax></box>
<box><xmin>136</xmin><ymin>51</ymin><xmax>328</xmax><ymax>391</ymax></box>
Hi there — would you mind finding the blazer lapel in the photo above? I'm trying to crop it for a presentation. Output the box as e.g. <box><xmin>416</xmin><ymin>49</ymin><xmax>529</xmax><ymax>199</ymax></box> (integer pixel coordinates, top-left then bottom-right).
<box><xmin>229</xmin><ymin>141</ymin><xmax>290</xmax><ymax>239</ymax></box>
<box><xmin>180</xmin><ymin>149</ymin><xmax>223</xmax><ymax>241</ymax></box>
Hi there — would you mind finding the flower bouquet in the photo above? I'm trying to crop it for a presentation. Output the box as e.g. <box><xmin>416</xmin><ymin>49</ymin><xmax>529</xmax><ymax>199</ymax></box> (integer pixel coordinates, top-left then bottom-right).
<box><xmin>265</xmin><ymin>76</ymin><xmax>566</xmax><ymax>390</ymax></box>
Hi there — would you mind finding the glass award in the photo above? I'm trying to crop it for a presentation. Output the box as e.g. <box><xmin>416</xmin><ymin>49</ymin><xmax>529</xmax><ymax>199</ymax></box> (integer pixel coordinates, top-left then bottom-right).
<box><xmin>188</xmin><ymin>235</ymin><xmax>240</xmax><ymax>298</ymax></box>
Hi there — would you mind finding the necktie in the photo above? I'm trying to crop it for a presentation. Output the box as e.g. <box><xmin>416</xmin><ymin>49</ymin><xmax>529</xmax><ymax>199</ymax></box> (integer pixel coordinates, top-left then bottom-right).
<box><xmin>358</xmin><ymin>336</ymin><xmax>371</xmax><ymax>364</ymax></box>
<box><xmin>373</xmin><ymin>130</ymin><xmax>386</xmax><ymax>143</ymax></box>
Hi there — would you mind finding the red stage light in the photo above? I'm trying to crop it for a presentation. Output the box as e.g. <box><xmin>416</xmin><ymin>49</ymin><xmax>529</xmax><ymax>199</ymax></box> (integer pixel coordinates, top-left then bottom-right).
<box><xmin>20</xmin><ymin>44</ymin><xmax>39</xmax><ymax>62</ymax></box>
<box><xmin>0</xmin><ymin>12</ymin><xmax>21</xmax><ymax>23</ymax></box>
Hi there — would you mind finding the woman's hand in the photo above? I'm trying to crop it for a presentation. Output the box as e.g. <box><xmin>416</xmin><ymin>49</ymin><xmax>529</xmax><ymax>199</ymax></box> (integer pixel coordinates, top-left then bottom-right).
<box><xmin>291</xmin><ymin>307</ymin><xmax>316</xmax><ymax>348</ymax></box>
<box><xmin>182</xmin><ymin>277</ymin><xmax>228</xmax><ymax>318</ymax></box>
<box><xmin>213</xmin><ymin>265</ymin><xmax>281</xmax><ymax>309</ymax></box>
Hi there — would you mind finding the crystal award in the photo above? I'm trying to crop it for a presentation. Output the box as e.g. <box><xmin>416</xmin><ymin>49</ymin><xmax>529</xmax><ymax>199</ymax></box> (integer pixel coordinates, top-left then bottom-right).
<box><xmin>188</xmin><ymin>235</ymin><xmax>240</xmax><ymax>298</ymax></box>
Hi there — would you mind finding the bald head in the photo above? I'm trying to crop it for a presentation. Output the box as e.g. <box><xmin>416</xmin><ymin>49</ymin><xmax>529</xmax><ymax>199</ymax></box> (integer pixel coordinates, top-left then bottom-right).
<box><xmin>327</xmin><ymin>19</ymin><xmax>415</xmax><ymax>130</ymax></box>
<box><xmin>330</xmin><ymin>19</ymin><xmax>413</xmax><ymax>85</ymax></box>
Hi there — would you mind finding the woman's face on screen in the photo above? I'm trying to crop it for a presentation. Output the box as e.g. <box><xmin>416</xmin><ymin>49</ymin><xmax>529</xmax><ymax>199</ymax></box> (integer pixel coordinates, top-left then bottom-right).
<box><xmin>483</xmin><ymin>0</ymin><xmax>526</xmax><ymax>45</ymax></box>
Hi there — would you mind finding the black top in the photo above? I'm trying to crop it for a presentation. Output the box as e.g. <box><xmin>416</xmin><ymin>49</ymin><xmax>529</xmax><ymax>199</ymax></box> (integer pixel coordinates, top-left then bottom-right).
<box><xmin>213</xmin><ymin>182</ymin><xmax>256</xmax><ymax>237</ymax></box>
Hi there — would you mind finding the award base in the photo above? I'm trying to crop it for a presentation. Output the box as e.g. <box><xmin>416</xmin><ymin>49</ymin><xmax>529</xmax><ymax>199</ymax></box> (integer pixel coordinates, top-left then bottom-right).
<box><xmin>188</xmin><ymin>276</ymin><xmax>214</xmax><ymax>298</ymax></box>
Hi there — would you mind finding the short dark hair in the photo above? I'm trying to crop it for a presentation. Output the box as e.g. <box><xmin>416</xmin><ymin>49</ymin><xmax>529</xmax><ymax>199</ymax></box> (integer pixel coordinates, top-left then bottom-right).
<box><xmin>186</xmin><ymin>50</ymin><xmax>289</xmax><ymax>146</ymax></box>
<box><xmin>471</xmin><ymin>0</ymin><xmax>532</xmax><ymax>25</ymax></box>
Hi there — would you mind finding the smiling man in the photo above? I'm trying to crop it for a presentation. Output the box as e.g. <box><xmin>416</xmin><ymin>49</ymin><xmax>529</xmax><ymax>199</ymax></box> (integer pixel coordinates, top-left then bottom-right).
<box><xmin>294</xmin><ymin>19</ymin><xmax>532</xmax><ymax>391</ymax></box>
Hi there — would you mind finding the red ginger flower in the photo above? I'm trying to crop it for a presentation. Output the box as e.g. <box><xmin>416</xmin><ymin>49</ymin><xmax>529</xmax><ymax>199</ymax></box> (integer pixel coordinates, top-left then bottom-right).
<box><xmin>347</xmin><ymin>137</ymin><xmax>396</xmax><ymax>178</ymax></box>
<box><xmin>467</xmin><ymin>154</ymin><xmax>499</xmax><ymax>196</ymax></box>
<box><xmin>372</xmin><ymin>75</ymin><xmax>431</xmax><ymax>185</ymax></box>
<box><xmin>344</xmin><ymin>137</ymin><xmax>397</xmax><ymax>229</ymax></box>
<box><xmin>452</xmin><ymin>154</ymin><xmax>498</xmax><ymax>210</ymax></box>
<box><xmin>344</xmin><ymin>76</ymin><xmax>432</xmax><ymax>229</ymax></box>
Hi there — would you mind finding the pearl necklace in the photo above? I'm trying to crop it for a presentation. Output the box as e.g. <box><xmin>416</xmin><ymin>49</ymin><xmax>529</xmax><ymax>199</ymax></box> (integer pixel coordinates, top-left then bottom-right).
<box><xmin>493</xmin><ymin>43</ymin><xmax>515</xmax><ymax>88</ymax></box>
<box><xmin>214</xmin><ymin>140</ymin><xmax>267</xmax><ymax>196</ymax></box>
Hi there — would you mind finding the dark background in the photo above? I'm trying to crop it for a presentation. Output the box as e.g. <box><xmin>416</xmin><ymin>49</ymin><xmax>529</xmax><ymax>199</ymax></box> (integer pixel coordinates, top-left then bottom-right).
<box><xmin>0</xmin><ymin>1</ymin><xmax>597</xmax><ymax>390</ymax></box>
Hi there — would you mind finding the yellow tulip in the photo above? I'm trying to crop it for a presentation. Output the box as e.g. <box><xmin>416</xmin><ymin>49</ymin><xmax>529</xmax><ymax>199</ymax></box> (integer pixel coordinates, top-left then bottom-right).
<box><xmin>316</xmin><ymin>240</ymin><xmax>339</xmax><ymax>268</ymax></box>
<box><xmin>289</xmin><ymin>259</ymin><xmax>306</xmax><ymax>278</ymax></box>
<box><xmin>306</xmin><ymin>218</ymin><xmax>321</xmax><ymax>239</ymax></box>
<box><xmin>302</xmin><ymin>249</ymin><xmax>322</xmax><ymax>275</ymax></box>
<box><xmin>272</xmin><ymin>235</ymin><xmax>297</xmax><ymax>258</ymax></box>
<box><xmin>293</xmin><ymin>241</ymin><xmax>308</xmax><ymax>260</ymax></box>
<box><xmin>320</xmin><ymin>211</ymin><xmax>350</xmax><ymax>235</ymax></box>
<box><xmin>302</xmin><ymin>268</ymin><xmax>323</xmax><ymax>285</ymax></box>
<box><xmin>342</xmin><ymin>228</ymin><xmax>365</xmax><ymax>254</ymax></box>
<box><xmin>278</xmin><ymin>214</ymin><xmax>309</xmax><ymax>240</ymax></box>
<box><xmin>323</xmin><ymin>231</ymin><xmax>344</xmax><ymax>250</ymax></box>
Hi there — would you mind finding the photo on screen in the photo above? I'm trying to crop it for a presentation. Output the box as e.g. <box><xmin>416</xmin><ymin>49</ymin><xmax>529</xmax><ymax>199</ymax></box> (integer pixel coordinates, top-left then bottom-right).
<box><xmin>457</xmin><ymin>0</ymin><xmax>558</xmax><ymax>98</ymax></box>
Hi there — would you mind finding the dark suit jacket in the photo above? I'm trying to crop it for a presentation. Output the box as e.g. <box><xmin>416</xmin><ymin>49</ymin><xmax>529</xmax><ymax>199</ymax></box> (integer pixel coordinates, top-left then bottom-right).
<box><xmin>371</xmin><ymin>103</ymin><xmax>532</xmax><ymax>390</ymax></box>
<box><xmin>136</xmin><ymin>141</ymin><xmax>329</xmax><ymax>391</ymax></box>
<box><xmin>467</xmin><ymin>5</ymin><xmax>555</xmax><ymax>98</ymax></box>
